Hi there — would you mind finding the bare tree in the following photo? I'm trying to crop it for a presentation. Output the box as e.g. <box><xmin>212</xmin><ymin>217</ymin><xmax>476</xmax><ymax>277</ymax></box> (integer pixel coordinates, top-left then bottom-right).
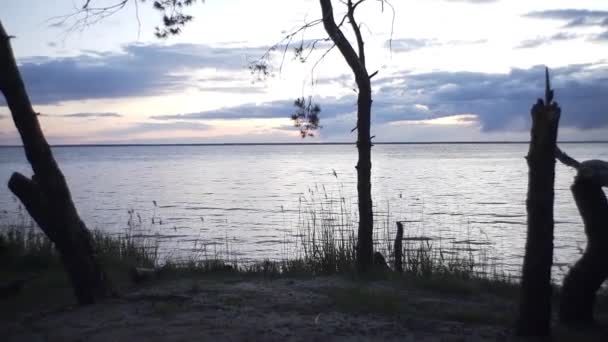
<box><xmin>250</xmin><ymin>0</ymin><xmax>393</xmax><ymax>272</ymax></box>
<box><xmin>0</xmin><ymin>22</ymin><xmax>113</xmax><ymax>305</ymax></box>
<box><xmin>318</xmin><ymin>0</ymin><xmax>374</xmax><ymax>271</ymax></box>
<box><xmin>516</xmin><ymin>68</ymin><xmax>561</xmax><ymax>337</ymax></box>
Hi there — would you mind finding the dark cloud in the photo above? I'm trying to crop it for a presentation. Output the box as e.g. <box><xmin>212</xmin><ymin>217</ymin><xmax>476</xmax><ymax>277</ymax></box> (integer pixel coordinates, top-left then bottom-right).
<box><xmin>151</xmin><ymin>98</ymin><xmax>357</xmax><ymax>121</ymax></box>
<box><xmin>375</xmin><ymin>63</ymin><xmax>608</xmax><ymax>131</ymax></box>
<box><xmin>10</xmin><ymin>43</ymin><xmax>268</xmax><ymax>105</ymax></box>
<box><xmin>516</xmin><ymin>32</ymin><xmax>580</xmax><ymax>49</ymax></box>
<box><xmin>49</xmin><ymin>112</ymin><xmax>123</xmax><ymax>118</ymax></box>
<box><xmin>162</xmin><ymin>63</ymin><xmax>608</xmax><ymax>136</ymax></box>
<box><xmin>524</xmin><ymin>9</ymin><xmax>608</xmax><ymax>28</ymax></box>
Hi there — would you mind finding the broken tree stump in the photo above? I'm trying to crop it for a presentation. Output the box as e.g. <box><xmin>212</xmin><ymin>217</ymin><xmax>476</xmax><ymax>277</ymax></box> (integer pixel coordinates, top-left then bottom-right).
<box><xmin>517</xmin><ymin>67</ymin><xmax>561</xmax><ymax>337</ymax></box>
<box><xmin>556</xmin><ymin>148</ymin><xmax>608</xmax><ymax>326</ymax></box>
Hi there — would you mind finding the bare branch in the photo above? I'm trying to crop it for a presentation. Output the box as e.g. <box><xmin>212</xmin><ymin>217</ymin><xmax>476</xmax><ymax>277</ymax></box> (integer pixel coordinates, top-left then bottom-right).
<box><xmin>347</xmin><ymin>0</ymin><xmax>366</xmax><ymax>65</ymax></box>
<box><xmin>49</xmin><ymin>0</ymin><xmax>200</xmax><ymax>39</ymax></box>
<box><xmin>556</xmin><ymin>147</ymin><xmax>581</xmax><ymax>169</ymax></box>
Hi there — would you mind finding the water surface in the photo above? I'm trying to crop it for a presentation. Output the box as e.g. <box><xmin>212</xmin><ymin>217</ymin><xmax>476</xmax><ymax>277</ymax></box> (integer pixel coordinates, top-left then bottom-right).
<box><xmin>1</xmin><ymin>143</ymin><xmax>605</xmax><ymax>277</ymax></box>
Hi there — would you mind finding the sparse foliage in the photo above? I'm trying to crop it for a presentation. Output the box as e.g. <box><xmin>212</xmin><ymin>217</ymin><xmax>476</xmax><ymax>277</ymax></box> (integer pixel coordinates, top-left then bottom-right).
<box><xmin>148</xmin><ymin>0</ymin><xmax>200</xmax><ymax>38</ymax></box>
<box><xmin>291</xmin><ymin>97</ymin><xmax>322</xmax><ymax>138</ymax></box>
<box><xmin>52</xmin><ymin>0</ymin><xmax>201</xmax><ymax>38</ymax></box>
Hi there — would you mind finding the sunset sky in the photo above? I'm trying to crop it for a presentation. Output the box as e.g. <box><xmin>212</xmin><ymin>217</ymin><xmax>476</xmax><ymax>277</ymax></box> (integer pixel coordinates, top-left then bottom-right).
<box><xmin>1</xmin><ymin>0</ymin><xmax>607</xmax><ymax>144</ymax></box>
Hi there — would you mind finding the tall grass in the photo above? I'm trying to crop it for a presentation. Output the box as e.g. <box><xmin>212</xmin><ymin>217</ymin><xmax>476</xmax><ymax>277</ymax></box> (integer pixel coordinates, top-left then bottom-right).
<box><xmin>1</xmin><ymin>188</ymin><xmax>509</xmax><ymax>284</ymax></box>
<box><xmin>0</xmin><ymin>209</ymin><xmax>159</xmax><ymax>273</ymax></box>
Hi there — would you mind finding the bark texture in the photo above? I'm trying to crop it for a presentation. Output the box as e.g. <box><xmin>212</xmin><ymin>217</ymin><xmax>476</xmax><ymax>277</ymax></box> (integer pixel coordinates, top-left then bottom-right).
<box><xmin>319</xmin><ymin>0</ymin><xmax>374</xmax><ymax>271</ymax></box>
<box><xmin>0</xmin><ymin>21</ymin><xmax>112</xmax><ymax>305</ymax></box>
<box><xmin>556</xmin><ymin>150</ymin><xmax>608</xmax><ymax>326</ymax></box>
<box><xmin>517</xmin><ymin>68</ymin><xmax>561</xmax><ymax>337</ymax></box>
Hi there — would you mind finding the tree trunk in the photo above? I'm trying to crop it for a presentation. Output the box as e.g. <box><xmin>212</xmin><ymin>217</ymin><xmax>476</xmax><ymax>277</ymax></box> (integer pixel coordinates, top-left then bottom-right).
<box><xmin>319</xmin><ymin>0</ymin><xmax>374</xmax><ymax>272</ymax></box>
<box><xmin>558</xmin><ymin>168</ymin><xmax>608</xmax><ymax>325</ymax></box>
<box><xmin>0</xmin><ymin>21</ymin><xmax>112</xmax><ymax>305</ymax></box>
<box><xmin>355</xmin><ymin>81</ymin><xmax>373</xmax><ymax>271</ymax></box>
<box><xmin>517</xmin><ymin>68</ymin><xmax>561</xmax><ymax>337</ymax></box>
<box><xmin>394</xmin><ymin>222</ymin><xmax>404</xmax><ymax>273</ymax></box>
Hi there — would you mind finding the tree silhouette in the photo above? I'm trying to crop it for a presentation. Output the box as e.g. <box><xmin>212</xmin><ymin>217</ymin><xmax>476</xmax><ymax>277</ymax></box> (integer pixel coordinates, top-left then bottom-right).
<box><xmin>246</xmin><ymin>0</ymin><xmax>394</xmax><ymax>271</ymax></box>
<box><xmin>317</xmin><ymin>0</ymin><xmax>390</xmax><ymax>271</ymax></box>
<box><xmin>517</xmin><ymin>68</ymin><xmax>561</xmax><ymax>337</ymax></box>
<box><xmin>0</xmin><ymin>22</ymin><xmax>113</xmax><ymax>305</ymax></box>
<box><xmin>556</xmin><ymin>148</ymin><xmax>608</xmax><ymax>326</ymax></box>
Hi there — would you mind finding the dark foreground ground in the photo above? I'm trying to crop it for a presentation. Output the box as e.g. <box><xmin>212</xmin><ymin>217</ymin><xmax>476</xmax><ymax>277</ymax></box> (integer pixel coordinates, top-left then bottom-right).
<box><xmin>2</xmin><ymin>273</ymin><xmax>607</xmax><ymax>341</ymax></box>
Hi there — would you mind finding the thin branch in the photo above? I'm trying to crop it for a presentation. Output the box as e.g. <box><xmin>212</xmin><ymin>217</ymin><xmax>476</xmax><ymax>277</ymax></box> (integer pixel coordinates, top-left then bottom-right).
<box><xmin>556</xmin><ymin>147</ymin><xmax>581</xmax><ymax>169</ymax></box>
<box><xmin>347</xmin><ymin>0</ymin><xmax>366</xmax><ymax>66</ymax></box>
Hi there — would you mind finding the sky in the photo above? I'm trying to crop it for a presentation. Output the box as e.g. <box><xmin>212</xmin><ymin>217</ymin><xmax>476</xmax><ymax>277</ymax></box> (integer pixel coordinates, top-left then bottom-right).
<box><xmin>0</xmin><ymin>0</ymin><xmax>607</xmax><ymax>144</ymax></box>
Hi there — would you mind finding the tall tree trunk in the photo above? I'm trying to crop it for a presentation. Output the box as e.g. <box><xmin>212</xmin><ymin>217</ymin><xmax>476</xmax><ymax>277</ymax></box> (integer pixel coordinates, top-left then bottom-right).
<box><xmin>516</xmin><ymin>68</ymin><xmax>561</xmax><ymax>337</ymax></box>
<box><xmin>555</xmin><ymin>150</ymin><xmax>608</xmax><ymax>326</ymax></box>
<box><xmin>355</xmin><ymin>80</ymin><xmax>373</xmax><ymax>271</ymax></box>
<box><xmin>319</xmin><ymin>0</ymin><xmax>374</xmax><ymax>272</ymax></box>
<box><xmin>0</xmin><ymin>21</ymin><xmax>112</xmax><ymax>305</ymax></box>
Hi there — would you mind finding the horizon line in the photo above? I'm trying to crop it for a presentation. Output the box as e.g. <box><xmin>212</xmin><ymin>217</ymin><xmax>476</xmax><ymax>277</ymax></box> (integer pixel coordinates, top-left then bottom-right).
<box><xmin>1</xmin><ymin>141</ymin><xmax>607</xmax><ymax>148</ymax></box>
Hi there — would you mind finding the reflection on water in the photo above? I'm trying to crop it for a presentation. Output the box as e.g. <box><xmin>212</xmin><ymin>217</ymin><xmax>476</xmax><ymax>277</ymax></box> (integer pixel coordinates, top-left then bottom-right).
<box><xmin>1</xmin><ymin>143</ymin><xmax>606</xmax><ymax>278</ymax></box>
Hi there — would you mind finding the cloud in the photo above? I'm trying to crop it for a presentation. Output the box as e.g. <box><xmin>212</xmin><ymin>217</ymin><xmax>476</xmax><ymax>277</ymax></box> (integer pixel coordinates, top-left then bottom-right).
<box><xmin>151</xmin><ymin>98</ymin><xmax>358</xmax><ymax>121</ymax></box>
<box><xmin>11</xmin><ymin>43</ymin><xmax>268</xmax><ymax>105</ymax></box>
<box><xmin>524</xmin><ymin>9</ymin><xmax>608</xmax><ymax>28</ymax></box>
<box><xmin>48</xmin><ymin>112</ymin><xmax>123</xmax><ymax>118</ymax></box>
<box><xmin>388</xmin><ymin>39</ymin><xmax>437</xmax><ymax>53</ymax></box>
<box><xmin>516</xmin><ymin>32</ymin><xmax>580</xmax><ymax>49</ymax></box>
<box><xmin>596</xmin><ymin>31</ymin><xmax>608</xmax><ymax>41</ymax></box>
<box><xmin>375</xmin><ymin>63</ymin><xmax>608</xmax><ymax>132</ymax></box>
<box><xmin>147</xmin><ymin>62</ymin><xmax>608</xmax><ymax>138</ymax></box>
<box><xmin>387</xmin><ymin>38</ymin><xmax>486</xmax><ymax>53</ymax></box>
<box><xmin>99</xmin><ymin>121</ymin><xmax>211</xmax><ymax>138</ymax></box>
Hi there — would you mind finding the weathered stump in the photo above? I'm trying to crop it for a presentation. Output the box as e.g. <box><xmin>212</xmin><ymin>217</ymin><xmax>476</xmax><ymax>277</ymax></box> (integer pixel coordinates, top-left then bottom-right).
<box><xmin>517</xmin><ymin>68</ymin><xmax>561</xmax><ymax>337</ymax></box>
<box><xmin>394</xmin><ymin>222</ymin><xmax>404</xmax><ymax>273</ymax></box>
<box><xmin>559</xmin><ymin>176</ymin><xmax>608</xmax><ymax>325</ymax></box>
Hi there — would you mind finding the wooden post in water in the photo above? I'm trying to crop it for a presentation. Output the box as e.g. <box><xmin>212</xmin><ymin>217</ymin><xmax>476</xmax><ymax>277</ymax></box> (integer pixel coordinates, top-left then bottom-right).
<box><xmin>394</xmin><ymin>222</ymin><xmax>404</xmax><ymax>273</ymax></box>
<box><xmin>517</xmin><ymin>68</ymin><xmax>561</xmax><ymax>337</ymax></box>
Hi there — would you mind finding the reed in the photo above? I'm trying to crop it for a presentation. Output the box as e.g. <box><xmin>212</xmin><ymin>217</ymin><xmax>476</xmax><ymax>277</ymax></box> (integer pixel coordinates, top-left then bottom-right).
<box><xmin>1</xmin><ymin>188</ymin><xmax>509</xmax><ymax>285</ymax></box>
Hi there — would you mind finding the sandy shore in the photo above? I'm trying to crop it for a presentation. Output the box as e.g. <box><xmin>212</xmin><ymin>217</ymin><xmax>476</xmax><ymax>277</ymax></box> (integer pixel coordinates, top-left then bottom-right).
<box><xmin>3</xmin><ymin>274</ymin><xmax>608</xmax><ymax>341</ymax></box>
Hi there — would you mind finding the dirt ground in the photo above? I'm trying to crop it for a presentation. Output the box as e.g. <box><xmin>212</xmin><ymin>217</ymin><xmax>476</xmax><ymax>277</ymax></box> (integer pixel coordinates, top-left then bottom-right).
<box><xmin>1</xmin><ymin>275</ymin><xmax>606</xmax><ymax>341</ymax></box>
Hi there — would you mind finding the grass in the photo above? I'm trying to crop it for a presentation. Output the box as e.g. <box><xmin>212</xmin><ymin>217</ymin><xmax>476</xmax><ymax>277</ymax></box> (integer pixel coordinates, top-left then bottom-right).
<box><xmin>325</xmin><ymin>277</ymin><xmax>517</xmax><ymax>326</ymax></box>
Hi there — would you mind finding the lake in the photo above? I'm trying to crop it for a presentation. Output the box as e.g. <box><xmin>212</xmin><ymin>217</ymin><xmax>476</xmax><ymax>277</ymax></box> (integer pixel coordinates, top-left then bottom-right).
<box><xmin>1</xmin><ymin>143</ymin><xmax>606</xmax><ymax>278</ymax></box>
